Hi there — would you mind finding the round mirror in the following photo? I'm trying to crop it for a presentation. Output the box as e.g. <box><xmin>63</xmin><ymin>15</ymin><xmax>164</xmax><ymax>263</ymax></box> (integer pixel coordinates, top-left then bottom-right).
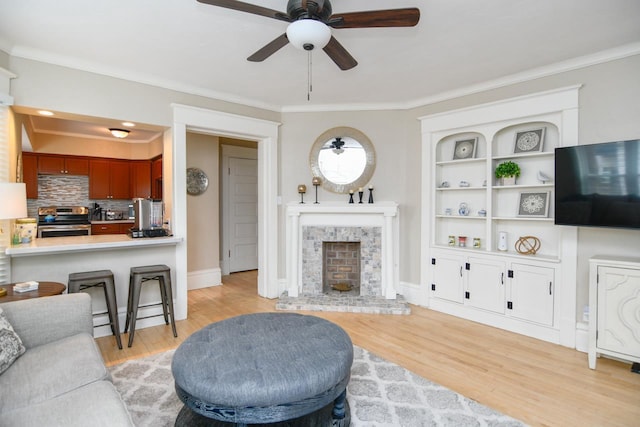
<box><xmin>309</xmin><ymin>127</ymin><xmax>376</xmax><ymax>194</ymax></box>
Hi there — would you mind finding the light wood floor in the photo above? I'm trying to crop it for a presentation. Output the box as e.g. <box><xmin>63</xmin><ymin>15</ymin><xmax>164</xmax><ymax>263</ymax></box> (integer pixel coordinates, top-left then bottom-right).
<box><xmin>97</xmin><ymin>270</ymin><xmax>640</xmax><ymax>427</ymax></box>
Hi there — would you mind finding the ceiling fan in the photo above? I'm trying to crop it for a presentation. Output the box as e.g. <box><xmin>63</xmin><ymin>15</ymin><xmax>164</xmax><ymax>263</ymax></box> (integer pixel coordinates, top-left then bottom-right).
<box><xmin>196</xmin><ymin>0</ymin><xmax>420</xmax><ymax>70</ymax></box>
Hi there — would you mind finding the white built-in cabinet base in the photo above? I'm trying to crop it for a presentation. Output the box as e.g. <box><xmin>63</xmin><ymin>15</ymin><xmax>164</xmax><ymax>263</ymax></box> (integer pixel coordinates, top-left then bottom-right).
<box><xmin>588</xmin><ymin>256</ymin><xmax>640</xmax><ymax>369</ymax></box>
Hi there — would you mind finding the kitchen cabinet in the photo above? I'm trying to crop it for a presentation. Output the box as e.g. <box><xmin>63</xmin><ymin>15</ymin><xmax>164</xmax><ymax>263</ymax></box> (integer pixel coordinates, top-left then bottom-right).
<box><xmin>38</xmin><ymin>154</ymin><xmax>89</xmax><ymax>175</ymax></box>
<box><xmin>588</xmin><ymin>256</ymin><xmax>640</xmax><ymax>369</ymax></box>
<box><xmin>130</xmin><ymin>160</ymin><xmax>152</xmax><ymax>199</ymax></box>
<box><xmin>91</xmin><ymin>222</ymin><xmax>133</xmax><ymax>235</ymax></box>
<box><xmin>89</xmin><ymin>159</ymin><xmax>131</xmax><ymax>199</ymax></box>
<box><xmin>151</xmin><ymin>156</ymin><xmax>162</xmax><ymax>199</ymax></box>
<box><xmin>22</xmin><ymin>152</ymin><xmax>38</xmax><ymax>199</ymax></box>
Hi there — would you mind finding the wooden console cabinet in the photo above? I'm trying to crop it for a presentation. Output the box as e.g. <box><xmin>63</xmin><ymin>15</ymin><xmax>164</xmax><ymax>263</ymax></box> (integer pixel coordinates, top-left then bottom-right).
<box><xmin>588</xmin><ymin>256</ymin><xmax>640</xmax><ymax>369</ymax></box>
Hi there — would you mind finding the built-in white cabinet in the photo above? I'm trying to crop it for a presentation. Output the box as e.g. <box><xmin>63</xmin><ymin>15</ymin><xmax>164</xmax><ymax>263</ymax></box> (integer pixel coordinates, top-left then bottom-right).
<box><xmin>431</xmin><ymin>249</ymin><xmax>554</xmax><ymax>325</ymax></box>
<box><xmin>420</xmin><ymin>87</ymin><xmax>579</xmax><ymax>346</ymax></box>
<box><xmin>588</xmin><ymin>256</ymin><xmax>640</xmax><ymax>369</ymax></box>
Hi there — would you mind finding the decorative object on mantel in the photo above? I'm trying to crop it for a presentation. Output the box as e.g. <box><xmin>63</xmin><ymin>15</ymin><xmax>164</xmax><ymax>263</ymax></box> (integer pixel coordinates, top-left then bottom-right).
<box><xmin>348</xmin><ymin>190</ymin><xmax>354</xmax><ymax>204</ymax></box>
<box><xmin>297</xmin><ymin>184</ymin><xmax>307</xmax><ymax>204</ymax></box>
<box><xmin>514</xmin><ymin>127</ymin><xmax>546</xmax><ymax>153</ymax></box>
<box><xmin>368</xmin><ymin>186</ymin><xmax>374</xmax><ymax>203</ymax></box>
<box><xmin>458</xmin><ymin>236</ymin><xmax>467</xmax><ymax>247</ymax></box>
<box><xmin>495</xmin><ymin>160</ymin><xmax>521</xmax><ymax>186</ymax></box>
<box><xmin>473</xmin><ymin>237</ymin><xmax>481</xmax><ymax>249</ymax></box>
<box><xmin>515</xmin><ymin>235</ymin><xmax>541</xmax><ymax>255</ymax></box>
<box><xmin>358</xmin><ymin>187</ymin><xmax>364</xmax><ymax>204</ymax></box>
<box><xmin>312</xmin><ymin>177</ymin><xmax>322</xmax><ymax>204</ymax></box>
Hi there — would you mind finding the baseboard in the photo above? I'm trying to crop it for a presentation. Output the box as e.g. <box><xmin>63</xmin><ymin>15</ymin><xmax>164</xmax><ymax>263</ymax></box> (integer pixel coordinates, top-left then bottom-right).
<box><xmin>398</xmin><ymin>281</ymin><xmax>429</xmax><ymax>306</ymax></box>
<box><xmin>187</xmin><ymin>268</ymin><xmax>222</xmax><ymax>290</ymax></box>
<box><xmin>575</xmin><ymin>321</ymin><xmax>589</xmax><ymax>353</ymax></box>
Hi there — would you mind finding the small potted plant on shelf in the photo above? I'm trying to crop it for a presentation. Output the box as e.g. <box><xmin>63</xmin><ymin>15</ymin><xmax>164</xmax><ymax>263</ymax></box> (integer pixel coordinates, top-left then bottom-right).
<box><xmin>495</xmin><ymin>160</ymin><xmax>521</xmax><ymax>185</ymax></box>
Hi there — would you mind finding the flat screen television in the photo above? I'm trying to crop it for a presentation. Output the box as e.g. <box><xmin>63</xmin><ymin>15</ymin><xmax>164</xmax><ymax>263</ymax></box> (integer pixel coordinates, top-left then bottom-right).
<box><xmin>555</xmin><ymin>140</ymin><xmax>640</xmax><ymax>229</ymax></box>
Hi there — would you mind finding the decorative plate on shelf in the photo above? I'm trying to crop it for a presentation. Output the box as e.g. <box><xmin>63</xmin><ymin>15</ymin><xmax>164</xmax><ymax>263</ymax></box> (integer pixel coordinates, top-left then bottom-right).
<box><xmin>452</xmin><ymin>138</ymin><xmax>478</xmax><ymax>160</ymax></box>
<box><xmin>514</xmin><ymin>127</ymin><xmax>546</xmax><ymax>153</ymax></box>
<box><xmin>186</xmin><ymin>167</ymin><xmax>208</xmax><ymax>195</ymax></box>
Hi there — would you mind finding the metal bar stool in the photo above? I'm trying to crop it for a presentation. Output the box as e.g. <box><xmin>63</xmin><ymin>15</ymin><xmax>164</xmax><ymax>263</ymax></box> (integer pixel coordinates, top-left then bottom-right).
<box><xmin>124</xmin><ymin>264</ymin><xmax>178</xmax><ymax>347</ymax></box>
<box><xmin>68</xmin><ymin>269</ymin><xmax>122</xmax><ymax>349</ymax></box>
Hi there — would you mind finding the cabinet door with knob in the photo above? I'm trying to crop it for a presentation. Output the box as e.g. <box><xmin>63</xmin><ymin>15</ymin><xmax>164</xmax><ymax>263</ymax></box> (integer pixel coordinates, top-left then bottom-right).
<box><xmin>466</xmin><ymin>257</ymin><xmax>506</xmax><ymax>314</ymax></box>
<box><xmin>38</xmin><ymin>155</ymin><xmax>89</xmax><ymax>175</ymax></box>
<box><xmin>507</xmin><ymin>263</ymin><xmax>554</xmax><ymax>326</ymax></box>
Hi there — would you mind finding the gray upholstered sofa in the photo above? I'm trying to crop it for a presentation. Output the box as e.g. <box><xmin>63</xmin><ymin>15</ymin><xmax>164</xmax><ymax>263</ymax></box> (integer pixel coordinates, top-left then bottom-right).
<box><xmin>0</xmin><ymin>293</ymin><xmax>133</xmax><ymax>427</ymax></box>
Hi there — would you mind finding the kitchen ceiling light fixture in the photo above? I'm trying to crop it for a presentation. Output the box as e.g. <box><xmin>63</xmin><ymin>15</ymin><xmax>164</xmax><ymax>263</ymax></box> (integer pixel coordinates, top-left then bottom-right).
<box><xmin>109</xmin><ymin>128</ymin><xmax>130</xmax><ymax>138</ymax></box>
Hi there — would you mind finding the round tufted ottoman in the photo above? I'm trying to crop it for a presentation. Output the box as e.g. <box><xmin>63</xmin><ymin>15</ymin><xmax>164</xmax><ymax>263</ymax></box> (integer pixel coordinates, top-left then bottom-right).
<box><xmin>171</xmin><ymin>313</ymin><xmax>353</xmax><ymax>426</ymax></box>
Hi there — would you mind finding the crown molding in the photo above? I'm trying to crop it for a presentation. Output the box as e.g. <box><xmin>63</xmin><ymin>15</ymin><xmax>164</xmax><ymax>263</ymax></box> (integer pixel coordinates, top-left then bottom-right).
<box><xmin>9</xmin><ymin>42</ymin><xmax>640</xmax><ymax>114</ymax></box>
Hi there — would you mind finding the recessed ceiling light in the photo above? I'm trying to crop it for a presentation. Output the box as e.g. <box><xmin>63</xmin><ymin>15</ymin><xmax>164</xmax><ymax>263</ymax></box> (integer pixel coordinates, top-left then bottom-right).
<box><xmin>38</xmin><ymin>110</ymin><xmax>54</xmax><ymax>116</ymax></box>
<box><xmin>122</xmin><ymin>122</ymin><xmax>135</xmax><ymax>127</ymax></box>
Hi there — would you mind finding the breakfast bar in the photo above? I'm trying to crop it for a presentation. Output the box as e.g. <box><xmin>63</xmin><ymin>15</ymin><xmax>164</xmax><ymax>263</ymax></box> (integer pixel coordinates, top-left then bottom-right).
<box><xmin>5</xmin><ymin>235</ymin><xmax>184</xmax><ymax>339</ymax></box>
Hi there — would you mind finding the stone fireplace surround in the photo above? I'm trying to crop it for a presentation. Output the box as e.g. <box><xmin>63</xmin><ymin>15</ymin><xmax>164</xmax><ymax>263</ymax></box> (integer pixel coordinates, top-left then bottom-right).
<box><xmin>279</xmin><ymin>202</ymin><xmax>410</xmax><ymax>314</ymax></box>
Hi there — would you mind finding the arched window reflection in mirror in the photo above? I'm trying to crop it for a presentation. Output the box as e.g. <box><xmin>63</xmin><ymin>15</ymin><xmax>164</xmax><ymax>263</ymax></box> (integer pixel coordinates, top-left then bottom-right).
<box><xmin>310</xmin><ymin>127</ymin><xmax>376</xmax><ymax>194</ymax></box>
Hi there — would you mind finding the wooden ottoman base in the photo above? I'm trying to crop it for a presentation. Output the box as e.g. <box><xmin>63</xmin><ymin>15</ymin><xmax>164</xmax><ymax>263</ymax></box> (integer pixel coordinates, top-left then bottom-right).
<box><xmin>175</xmin><ymin>396</ymin><xmax>350</xmax><ymax>427</ymax></box>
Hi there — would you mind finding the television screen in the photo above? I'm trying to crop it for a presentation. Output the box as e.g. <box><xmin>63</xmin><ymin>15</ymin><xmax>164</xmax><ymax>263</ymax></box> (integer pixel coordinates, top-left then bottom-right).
<box><xmin>555</xmin><ymin>140</ymin><xmax>640</xmax><ymax>229</ymax></box>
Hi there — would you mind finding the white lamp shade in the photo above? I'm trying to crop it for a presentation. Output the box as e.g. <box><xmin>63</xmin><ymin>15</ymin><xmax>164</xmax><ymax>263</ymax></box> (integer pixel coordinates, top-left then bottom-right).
<box><xmin>0</xmin><ymin>183</ymin><xmax>28</xmax><ymax>220</ymax></box>
<box><xmin>286</xmin><ymin>19</ymin><xmax>331</xmax><ymax>51</ymax></box>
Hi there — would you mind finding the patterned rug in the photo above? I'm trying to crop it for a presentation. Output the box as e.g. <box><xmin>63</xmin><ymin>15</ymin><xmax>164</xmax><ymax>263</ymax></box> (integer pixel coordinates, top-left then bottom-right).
<box><xmin>109</xmin><ymin>346</ymin><xmax>526</xmax><ymax>427</ymax></box>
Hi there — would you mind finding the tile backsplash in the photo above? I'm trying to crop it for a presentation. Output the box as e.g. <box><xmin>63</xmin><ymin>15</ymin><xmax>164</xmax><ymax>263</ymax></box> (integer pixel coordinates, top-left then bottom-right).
<box><xmin>26</xmin><ymin>175</ymin><xmax>132</xmax><ymax>218</ymax></box>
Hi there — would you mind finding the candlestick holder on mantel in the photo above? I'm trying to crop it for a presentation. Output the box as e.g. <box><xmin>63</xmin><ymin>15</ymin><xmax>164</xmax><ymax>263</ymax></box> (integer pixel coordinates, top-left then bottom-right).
<box><xmin>297</xmin><ymin>184</ymin><xmax>307</xmax><ymax>204</ymax></box>
<box><xmin>312</xmin><ymin>177</ymin><xmax>322</xmax><ymax>204</ymax></box>
<box><xmin>348</xmin><ymin>190</ymin><xmax>354</xmax><ymax>204</ymax></box>
<box><xmin>368</xmin><ymin>186</ymin><xmax>374</xmax><ymax>203</ymax></box>
<box><xmin>358</xmin><ymin>188</ymin><xmax>364</xmax><ymax>204</ymax></box>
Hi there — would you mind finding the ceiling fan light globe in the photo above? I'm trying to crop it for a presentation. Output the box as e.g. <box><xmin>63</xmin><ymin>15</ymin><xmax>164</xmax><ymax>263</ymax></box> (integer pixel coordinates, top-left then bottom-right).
<box><xmin>286</xmin><ymin>19</ymin><xmax>331</xmax><ymax>51</ymax></box>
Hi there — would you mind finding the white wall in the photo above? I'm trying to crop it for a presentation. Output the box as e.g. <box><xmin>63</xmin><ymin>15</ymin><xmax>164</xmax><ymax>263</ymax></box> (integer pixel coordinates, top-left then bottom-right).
<box><xmin>6</xmin><ymin>52</ymin><xmax>640</xmax><ymax>324</ymax></box>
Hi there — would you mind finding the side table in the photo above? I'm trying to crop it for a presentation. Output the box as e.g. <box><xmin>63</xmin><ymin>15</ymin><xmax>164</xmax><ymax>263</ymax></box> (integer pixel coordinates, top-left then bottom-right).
<box><xmin>0</xmin><ymin>282</ymin><xmax>66</xmax><ymax>303</ymax></box>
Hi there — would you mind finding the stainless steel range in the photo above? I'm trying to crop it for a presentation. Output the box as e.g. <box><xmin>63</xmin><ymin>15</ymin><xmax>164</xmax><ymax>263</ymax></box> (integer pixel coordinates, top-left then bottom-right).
<box><xmin>37</xmin><ymin>206</ymin><xmax>91</xmax><ymax>238</ymax></box>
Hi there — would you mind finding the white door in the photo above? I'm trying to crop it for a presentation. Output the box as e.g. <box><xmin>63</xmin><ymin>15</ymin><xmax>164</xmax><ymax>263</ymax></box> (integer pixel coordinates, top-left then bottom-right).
<box><xmin>508</xmin><ymin>263</ymin><xmax>554</xmax><ymax>326</ymax></box>
<box><xmin>227</xmin><ymin>154</ymin><xmax>258</xmax><ymax>273</ymax></box>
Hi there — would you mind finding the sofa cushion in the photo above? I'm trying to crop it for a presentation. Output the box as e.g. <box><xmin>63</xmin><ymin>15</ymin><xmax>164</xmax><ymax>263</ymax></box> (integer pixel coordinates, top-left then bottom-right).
<box><xmin>0</xmin><ymin>332</ymin><xmax>109</xmax><ymax>412</ymax></box>
<box><xmin>0</xmin><ymin>307</ymin><xmax>25</xmax><ymax>375</ymax></box>
<box><xmin>0</xmin><ymin>380</ymin><xmax>134</xmax><ymax>427</ymax></box>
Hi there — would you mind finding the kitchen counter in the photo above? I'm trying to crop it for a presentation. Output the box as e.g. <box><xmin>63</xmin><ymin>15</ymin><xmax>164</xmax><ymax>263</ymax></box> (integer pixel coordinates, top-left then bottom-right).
<box><xmin>6</xmin><ymin>234</ymin><xmax>181</xmax><ymax>257</ymax></box>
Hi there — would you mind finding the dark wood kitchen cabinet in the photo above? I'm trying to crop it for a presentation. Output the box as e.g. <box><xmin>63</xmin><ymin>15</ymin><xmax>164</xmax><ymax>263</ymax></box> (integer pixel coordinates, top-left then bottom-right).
<box><xmin>38</xmin><ymin>154</ymin><xmax>89</xmax><ymax>175</ymax></box>
<box><xmin>130</xmin><ymin>160</ymin><xmax>152</xmax><ymax>199</ymax></box>
<box><xmin>91</xmin><ymin>222</ymin><xmax>132</xmax><ymax>235</ymax></box>
<box><xmin>151</xmin><ymin>156</ymin><xmax>162</xmax><ymax>199</ymax></box>
<box><xmin>89</xmin><ymin>159</ymin><xmax>131</xmax><ymax>199</ymax></box>
<box><xmin>22</xmin><ymin>152</ymin><xmax>38</xmax><ymax>199</ymax></box>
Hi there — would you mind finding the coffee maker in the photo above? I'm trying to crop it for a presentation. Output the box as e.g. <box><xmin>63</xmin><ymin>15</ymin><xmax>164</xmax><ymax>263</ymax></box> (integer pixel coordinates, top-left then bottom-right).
<box><xmin>132</xmin><ymin>198</ymin><xmax>168</xmax><ymax>237</ymax></box>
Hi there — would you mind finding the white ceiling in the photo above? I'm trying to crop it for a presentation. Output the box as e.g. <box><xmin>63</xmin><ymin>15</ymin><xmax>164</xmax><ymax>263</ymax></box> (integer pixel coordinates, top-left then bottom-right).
<box><xmin>1</xmin><ymin>0</ymin><xmax>640</xmax><ymax>114</ymax></box>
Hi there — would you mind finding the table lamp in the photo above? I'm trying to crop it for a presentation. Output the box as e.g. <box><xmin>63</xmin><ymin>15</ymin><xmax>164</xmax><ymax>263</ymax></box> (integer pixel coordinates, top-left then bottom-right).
<box><xmin>0</xmin><ymin>183</ymin><xmax>28</xmax><ymax>245</ymax></box>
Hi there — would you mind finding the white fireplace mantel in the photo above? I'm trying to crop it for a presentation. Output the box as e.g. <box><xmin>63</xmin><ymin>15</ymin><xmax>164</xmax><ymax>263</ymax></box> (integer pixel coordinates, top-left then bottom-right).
<box><xmin>285</xmin><ymin>201</ymin><xmax>400</xmax><ymax>299</ymax></box>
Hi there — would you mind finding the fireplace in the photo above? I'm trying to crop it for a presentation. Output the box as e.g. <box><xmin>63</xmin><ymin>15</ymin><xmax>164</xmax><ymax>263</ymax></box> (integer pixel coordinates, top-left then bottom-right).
<box><xmin>281</xmin><ymin>201</ymin><xmax>409</xmax><ymax>314</ymax></box>
<box><xmin>323</xmin><ymin>241</ymin><xmax>360</xmax><ymax>295</ymax></box>
<box><xmin>285</xmin><ymin>202</ymin><xmax>400</xmax><ymax>299</ymax></box>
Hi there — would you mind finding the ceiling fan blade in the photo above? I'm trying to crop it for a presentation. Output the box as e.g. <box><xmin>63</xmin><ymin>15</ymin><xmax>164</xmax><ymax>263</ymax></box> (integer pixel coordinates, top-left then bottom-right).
<box><xmin>247</xmin><ymin>33</ymin><xmax>289</xmax><ymax>62</ymax></box>
<box><xmin>196</xmin><ymin>0</ymin><xmax>291</xmax><ymax>23</ymax></box>
<box><xmin>323</xmin><ymin>36</ymin><xmax>357</xmax><ymax>70</ymax></box>
<box><xmin>329</xmin><ymin>8</ymin><xmax>420</xmax><ymax>29</ymax></box>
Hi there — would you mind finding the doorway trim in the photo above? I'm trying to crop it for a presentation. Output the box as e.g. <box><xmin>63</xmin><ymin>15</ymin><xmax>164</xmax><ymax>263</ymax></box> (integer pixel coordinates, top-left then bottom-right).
<box><xmin>172</xmin><ymin>104</ymin><xmax>280</xmax><ymax>302</ymax></box>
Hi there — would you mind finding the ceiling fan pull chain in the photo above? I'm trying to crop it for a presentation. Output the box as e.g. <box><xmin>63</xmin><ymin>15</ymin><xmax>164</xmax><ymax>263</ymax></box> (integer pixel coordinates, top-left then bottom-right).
<box><xmin>307</xmin><ymin>50</ymin><xmax>312</xmax><ymax>101</ymax></box>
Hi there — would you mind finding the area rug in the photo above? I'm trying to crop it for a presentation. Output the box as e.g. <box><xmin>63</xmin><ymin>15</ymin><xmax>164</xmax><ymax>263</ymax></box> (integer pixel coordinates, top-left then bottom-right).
<box><xmin>109</xmin><ymin>346</ymin><xmax>526</xmax><ymax>427</ymax></box>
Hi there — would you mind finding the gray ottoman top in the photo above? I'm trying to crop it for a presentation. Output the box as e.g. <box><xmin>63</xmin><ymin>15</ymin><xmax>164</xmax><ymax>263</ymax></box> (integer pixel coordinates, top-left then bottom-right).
<box><xmin>172</xmin><ymin>313</ymin><xmax>353</xmax><ymax>408</ymax></box>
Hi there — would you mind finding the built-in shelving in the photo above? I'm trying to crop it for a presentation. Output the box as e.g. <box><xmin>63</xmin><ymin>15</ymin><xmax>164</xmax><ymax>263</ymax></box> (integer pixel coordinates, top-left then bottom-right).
<box><xmin>420</xmin><ymin>86</ymin><xmax>580</xmax><ymax>348</ymax></box>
